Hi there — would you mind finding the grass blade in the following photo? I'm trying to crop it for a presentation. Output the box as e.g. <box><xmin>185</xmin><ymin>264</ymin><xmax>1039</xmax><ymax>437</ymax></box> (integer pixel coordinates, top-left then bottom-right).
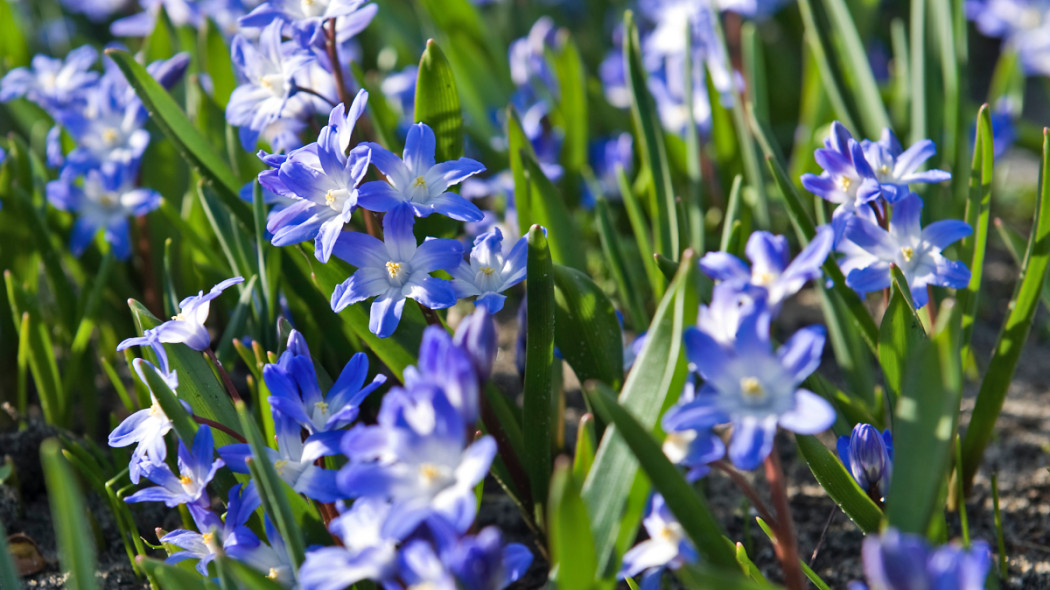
<box><xmin>524</xmin><ymin>226</ymin><xmax>556</xmax><ymax>518</ymax></box>
<box><xmin>547</xmin><ymin>458</ymin><xmax>599</xmax><ymax>589</ymax></box>
<box><xmin>595</xmin><ymin>197</ymin><xmax>649</xmax><ymax>330</ymax></box>
<box><xmin>959</xmin><ymin>105</ymin><xmax>994</xmax><ymax>363</ymax></box>
<box><xmin>41</xmin><ymin>439</ymin><xmax>100</xmax><ymax>590</ymax></box>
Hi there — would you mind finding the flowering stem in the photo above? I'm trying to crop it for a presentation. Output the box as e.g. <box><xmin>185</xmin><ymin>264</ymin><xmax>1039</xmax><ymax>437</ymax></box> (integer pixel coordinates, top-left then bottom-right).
<box><xmin>361</xmin><ymin>209</ymin><xmax>382</xmax><ymax>240</ymax></box>
<box><xmin>294</xmin><ymin>85</ymin><xmax>337</xmax><ymax>107</ymax></box>
<box><xmin>711</xmin><ymin>460</ymin><xmax>779</xmax><ymax>530</ymax></box>
<box><xmin>764</xmin><ymin>444</ymin><xmax>805</xmax><ymax>590</ymax></box>
<box><xmin>205</xmin><ymin>348</ymin><xmax>242</xmax><ymax>404</ymax></box>
<box><xmin>192</xmin><ymin>415</ymin><xmax>247</xmax><ymax>443</ymax></box>
<box><xmin>324</xmin><ymin>18</ymin><xmax>352</xmax><ymax>110</ymax></box>
<box><xmin>926</xmin><ymin>284</ymin><xmax>938</xmax><ymax>327</ymax></box>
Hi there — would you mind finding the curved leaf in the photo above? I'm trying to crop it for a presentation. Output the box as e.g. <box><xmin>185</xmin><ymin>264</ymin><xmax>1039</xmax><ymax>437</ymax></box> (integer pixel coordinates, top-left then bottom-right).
<box><xmin>553</xmin><ymin>265</ymin><xmax>624</xmax><ymax>390</ymax></box>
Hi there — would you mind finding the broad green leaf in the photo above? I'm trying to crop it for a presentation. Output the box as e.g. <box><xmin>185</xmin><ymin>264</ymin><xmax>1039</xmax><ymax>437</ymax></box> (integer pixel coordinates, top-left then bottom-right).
<box><xmin>415</xmin><ymin>40</ymin><xmax>463</xmax><ymax>162</ymax></box>
<box><xmin>524</xmin><ymin>226</ymin><xmax>556</xmax><ymax>518</ymax></box>
<box><xmin>960</xmin><ymin>130</ymin><xmax>1050</xmax><ymax>493</ymax></box>
<box><xmin>548</xmin><ymin>459</ymin><xmax>599</xmax><ymax>590</ymax></box>
<box><xmin>143</xmin><ymin>6</ymin><xmax>178</xmax><ymax>64</ymax></box>
<box><xmin>141</xmin><ymin>362</ymin><xmax>198</xmax><ymax>445</ymax></box>
<box><xmin>795</xmin><ymin>435</ymin><xmax>882</xmax><ymax>533</ymax></box>
<box><xmin>959</xmin><ymin>105</ymin><xmax>994</xmax><ymax>363</ymax></box>
<box><xmin>41</xmin><ymin>439</ymin><xmax>100</xmax><ymax>590</ymax></box>
<box><xmin>584</xmin><ymin>383</ymin><xmax>737</xmax><ymax>571</ymax></box>
<box><xmin>104</xmin><ymin>49</ymin><xmax>251</xmax><ymax>226</ymax></box>
<box><xmin>0</xmin><ymin>0</ymin><xmax>28</xmax><ymax>69</ymax></box>
<box><xmin>878</xmin><ymin>266</ymin><xmax>928</xmax><ymax>400</ymax></box>
<box><xmin>623</xmin><ymin>12</ymin><xmax>679</xmax><ymax>257</ymax></box>
<box><xmin>553</xmin><ymin>265</ymin><xmax>624</xmax><ymax>390</ymax></box>
<box><xmin>581</xmin><ymin>253</ymin><xmax>700</xmax><ymax>574</ymax></box>
<box><xmin>573</xmin><ymin>413</ymin><xmax>597</xmax><ymax>483</ymax></box>
<box><xmin>886</xmin><ymin>301</ymin><xmax>962</xmax><ymax>534</ymax></box>
<box><xmin>521</xmin><ymin>154</ymin><xmax>586</xmax><ymax>271</ymax></box>
<box><xmin>219</xmin><ymin>557</ymin><xmax>285</xmax><ymax>590</ymax></box>
<box><xmin>237</xmin><ymin>401</ymin><xmax>307</xmax><ymax>568</ymax></box>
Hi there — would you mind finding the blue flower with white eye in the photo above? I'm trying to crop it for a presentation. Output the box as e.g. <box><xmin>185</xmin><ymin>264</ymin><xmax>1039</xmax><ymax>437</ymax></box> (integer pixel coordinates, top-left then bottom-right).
<box><xmin>265</xmin><ymin>93</ymin><xmax>371</xmax><ymax>262</ymax></box>
<box><xmin>108</xmin><ymin>359</ymin><xmax>178</xmax><ymax>484</ymax></box>
<box><xmin>0</xmin><ymin>46</ymin><xmax>99</xmax><ymax>113</ymax></box>
<box><xmin>46</xmin><ymin>164</ymin><xmax>161</xmax><ymax>260</ymax></box>
<box><xmin>125</xmin><ymin>425</ymin><xmax>225</xmax><ymax>508</ymax></box>
<box><xmin>452</xmin><ymin>308</ymin><xmax>498</xmax><ymax>384</ymax></box>
<box><xmin>676</xmin><ymin>300</ymin><xmax>834</xmax><ymax>470</ymax></box>
<box><xmin>859</xmin><ymin>128</ymin><xmax>952</xmax><ymax>203</ymax></box>
<box><xmin>849</xmin><ymin>528</ymin><xmax>991</xmax><ymax>590</ymax></box>
<box><xmin>357</xmin><ymin>123</ymin><xmax>486</xmax><ymax>222</ymax></box>
<box><xmin>700</xmin><ymin>226</ymin><xmax>834</xmax><ymax>311</ymax></box>
<box><xmin>298</xmin><ymin>497</ymin><xmax>402</xmax><ymax>590</ymax></box>
<box><xmin>330</xmin><ymin>208</ymin><xmax>463</xmax><ymax>338</ymax></box>
<box><xmin>264</xmin><ymin>330</ymin><xmax>386</xmax><ymax>434</ymax></box>
<box><xmin>801</xmin><ymin>122</ymin><xmax>884</xmax><ymax>238</ymax></box>
<box><xmin>450</xmin><ymin>227</ymin><xmax>528</xmax><ymax>314</ymax></box>
<box><xmin>838</xmin><ymin>194</ymin><xmax>972</xmax><ymax>308</ymax></box>
<box><xmin>619</xmin><ymin>494</ymin><xmax>697</xmax><ymax>590</ymax></box>
<box><xmin>111</xmin><ymin>0</ymin><xmax>203</xmax><ymax>36</ymax></box>
<box><xmin>240</xmin><ymin>0</ymin><xmax>378</xmax><ymax>43</ymax></box>
<box><xmin>838</xmin><ymin>423</ymin><xmax>893</xmax><ymax>503</ymax></box>
<box><xmin>338</xmin><ymin>388</ymin><xmax>497</xmax><ymax>533</ymax></box>
<box><xmin>116</xmin><ymin>328</ymin><xmax>178</xmax><ymax>390</ymax></box>
<box><xmin>219</xmin><ymin>413</ymin><xmax>344</xmax><ymax>502</ymax></box>
<box><xmin>967</xmin><ymin>0</ymin><xmax>1050</xmax><ymax>77</ymax></box>
<box><xmin>447</xmin><ymin>527</ymin><xmax>533</xmax><ymax>590</ymax></box>
<box><xmin>134</xmin><ymin>277</ymin><xmax>244</xmax><ymax>351</ymax></box>
<box><xmin>661</xmin><ymin>379</ymin><xmax>726</xmax><ymax>481</ymax></box>
<box><xmin>227</xmin><ymin>21</ymin><xmax>315</xmax><ymax>151</ymax></box>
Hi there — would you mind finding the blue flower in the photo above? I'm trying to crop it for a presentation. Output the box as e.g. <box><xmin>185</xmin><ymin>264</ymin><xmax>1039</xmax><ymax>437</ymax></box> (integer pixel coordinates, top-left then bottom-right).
<box><xmin>801</xmin><ymin>122</ymin><xmax>882</xmax><ymax>238</ymax></box>
<box><xmin>46</xmin><ymin>164</ymin><xmax>161</xmax><ymax>260</ymax></box>
<box><xmin>447</xmin><ymin>527</ymin><xmax>533</xmax><ymax>590</ymax></box>
<box><xmin>699</xmin><ymin>226</ymin><xmax>834</xmax><ymax>310</ymax></box>
<box><xmin>125</xmin><ymin>425</ymin><xmax>225</xmax><ymax>508</ymax></box>
<box><xmin>397</xmin><ymin>541</ymin><xmax>459</xmax><ymax>590</ymax></box>
<box><xmin>138</xmin><ymin>277</ymin><xmax>245</xmax><ymax>351</ymax></box>
<box><xmin>837</xmin><ymin>423</ymin><xmax>893</xmax><ymax>503</ymax></box>
<box><xmin>265</xmin><ymin>93</ymin><xmax>371</xmax><ymax>262</ymax></box>
<box><xmin>219</xmin><ymin>414</ymin><xmax>343</xmax><ymax>502</ymax></box>
<box><xmin>264</xmin><ymin>330</ymin><xmax>386</xmax><ymax>433</ymax></box>
<box><xmin>108</xmin><ymin>359</ymin><xmax>177</xmax><ymax>484</ymax></box>
<box><xmin>227</xmin><ymin>22</ymin><xmax>315</xmax><ymax>151</ymax></box>
<box><xmin>452</xmin><ymin>309</ymin><xmax>498</xmax><ymax>383</ymax></box>
<box><xmin>403</xmin><ymin>326</ymin><xmax>481</xmax><ymax>423</ymax></box>
<box><xmin>0</xmin><ymin>46</ymin><xmax>99</xmax><ymax>112</ymax></box>
<box><xmin>240</xmin><ymin>0</ymin><xmax>378</xmax><ymax>43</ymax></box>
<box><xmin>330</xmin><ymin>208</ymin><xmax>463</xmax><ymax>338</ymax></box>
<box><xmin>859</xmin><ymin>129</ymin><xmax>952</xmax><ymax>203</ymax></box>
<box><xmin>298</xmin><ymin>497</ymin><xmax>401</xmax><ymax>590</ymax></box>
<box><xmin>678</xmin><ymin>300</ymin><xmax>834</xmax><ymax>470</ymax></box>
<box><xmin>338</xmin><ymin>389</ymin><xmax>496</xmax><ymax>532</ymax></box>
<box><xmin>850</xmin><ymin>528</ymin><xmax>991</xmax><ymax>590</ymax></box>
<box><xmin>585</xmin><ymin>133</ymin><xmax>634</xmax><ymax>205</ymax></box>
<box><xmin>450</xmin><ymin>227</ymin><xmax>527</xmax><ymax>313</ymax></box>
<box><xmin>357</xmin><ymin>123</ymin><xmax>486</xmax><ymax>222</ymax></box>
<box><xmin>116</xmin><ymin>328</ymin><xmax>178</xmax><ymax>390</ymax></box>
<box><xmin>111</xmin><ymin>0</ymin><xmax>203</xmax><ymax>36</ymax></box>
<box><xmin>838</xmin><ymin>194</ymin><xmax>972</xmax><ymax>308</ymax></box>
<box><xmin>967</xmin><ymin>0</ymin><xmax>1050</xmax><ymax>77</ymax></box>
<box><xmin>619</xmin><ymin>494</ymin><xmax>697</xmax><ymax>590</ymax></box>
<box><xmin>661</xmin><ymin>380</ymin><xmax>726</xmax><ymax>481</ymax></box>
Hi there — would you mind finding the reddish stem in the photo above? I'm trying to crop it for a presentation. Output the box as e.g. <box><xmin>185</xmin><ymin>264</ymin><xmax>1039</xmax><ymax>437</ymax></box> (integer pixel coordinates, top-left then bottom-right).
<box><xmin>192</xmin><ymin>415</ymin><xmax>247</xmax><ymax>443</ymax></box>
<box><xmin>205</xmin><ymin>348</ymin><xmax>242</xmax><ymax>404</ymax></box>
<box><xmin>711</xmin><ymin>460</ymin><xmax>779</xmax><ymax>530</ymax></box>
<box><xmin>324</xmin><ymin>19</ymin><xmax>351</xmax><ymax>110</ymax></box>
<box><xmin>764</xmin><ymin>445</ymin><xmax>806</xmax><ymax>590</ymax></box>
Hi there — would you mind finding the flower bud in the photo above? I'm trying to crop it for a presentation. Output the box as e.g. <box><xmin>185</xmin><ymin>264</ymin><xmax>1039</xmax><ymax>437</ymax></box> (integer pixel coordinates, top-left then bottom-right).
<box><xmin>837</xmin><ymin>423</ymin><xmax>893</xmax><ymax>502</ymax></box>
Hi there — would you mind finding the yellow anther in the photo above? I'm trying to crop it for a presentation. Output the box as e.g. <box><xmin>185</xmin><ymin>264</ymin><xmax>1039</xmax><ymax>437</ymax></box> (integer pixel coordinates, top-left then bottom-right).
<box><xmin>149</xmin><ymin>403</ymin><xmax>163</xmax><ymax>417</ymax></box>
<box><xmin>480</xmin><ymin>266</ymin><xmax>495</xmax><ymax>276</ymax></box>
<box><xmin>413</xmin><ymin>176</ymin><xmax>427</xmax><ymax>188</ymax></box>
<box><xmin>99</xmin><ymin>192</ymin><xmax>119</xmax><ymax>207</ymax></box>
<box><xmin>837</xmin><ymin>176</ymin><xmax>853</xmax><ymax>192</ymax></box>
<box><xmin>179</xmin><ymin>475</ymin><xmax>193</xmax><ymax>486</ymax></box>
<box><xmin>314</xmin><ymin>401</ymin><xmax>329</xmax><ymax>415</ymax></box>
<box><xmin>420</xmin><ymin>464</ymin><xmax>440</xmax><ymax>484</ymax></box>
<box><xmin>386</xmin><ymin>261</ymin><xmax>403</xmax><ymax>278</ymax></box>
<box><xmin>740</xmin><ymin>377</ymin><xmax>764</xmax><ymax>398</ymax></box>
<box><xmin>878</xmin><ymin>164</ymin><xmax>891</xmax><ymax>176</ymax></box>
<box><xmin>754</xmin><ymin>271</ymin><xmax>775</xmax><ymax>286</ymax></box>
<box><xmin>102</xmin><ymin>128</ymin><xmax>119</xmax><ymax>145</ymax></box>
<box><xmin>325</xmin><ymin>190</ymin><xmax>336</xmax><ymax>206</ymax></box>
<box><xmin>900</xmin><ymin>246</ymin><xmax>914</xmax><ymax>262</ymax></box>
<box><xmin>267</xmin><ymin>568</ymin><xmax>280</xmax><ymax>580</ymax></box>
<box><xmin>274</xmin><ymin>459</ymin><xmax>289</xmax><ymax>477</ymax></box>
<box><xmin>201</xmin><ymin>532</ymin><xmax>215</xmax><ymax>546</ymax></box>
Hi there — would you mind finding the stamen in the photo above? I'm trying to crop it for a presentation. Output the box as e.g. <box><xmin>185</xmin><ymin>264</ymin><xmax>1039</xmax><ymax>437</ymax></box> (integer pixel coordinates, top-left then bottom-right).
<box><xmin>386</xmin><ymin>261</ymin><xmax>403</xmax><ymax>278</ymax></box>
<box><xmin>740</xmin><ymin>377</ymin><xmax>764</xmax><ymax>398</ymax></box>
<box><xmin>900</xmin><ymin>246</ymin><xmax>914</xmax><ymax>262</ymax></box>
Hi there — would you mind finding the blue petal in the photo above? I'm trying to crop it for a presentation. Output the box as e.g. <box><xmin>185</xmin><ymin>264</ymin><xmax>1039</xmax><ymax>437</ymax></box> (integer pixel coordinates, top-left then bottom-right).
<box><xmin>369</xmin><ymin>289</ymin><xmax>407</xmax><ymax>337</ymax></box>
<box><xmin>922</xmin><ymin>220</ymin><xmax>972</xmax><ymax>250</ymax></box>
<box><xmin>728</xmin><ymin>416</ymin><xmax>777</xmax><ymax>470</ymax></box>
<box><xmin>777</xmin><ymin>325</ymin><xmax>825</xmax><ymax>382</ymax></box>
<box><xmin>698</xmin><ymin>252</ymin><xmax>750</xmax><ymax>283</ymax></box>
<box><xmin>403</xmin><ymin>123</ymin><xmax>437</xmax><ymax>175</ymax></box>
<box><xmin>778</xmin><ymin>389</ymin><xmax>836</xmax><ymax>435</ymax></box>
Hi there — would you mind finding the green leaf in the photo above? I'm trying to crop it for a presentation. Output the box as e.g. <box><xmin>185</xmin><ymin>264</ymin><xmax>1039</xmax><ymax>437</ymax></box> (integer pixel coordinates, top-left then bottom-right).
<box><xmin>573</xmin><ymin>413</ymin><xmax>597</xmax><ymax>483</ymax></box>
<box><xmin>960</xmin><ymin>129</ymin><xmax>1050</xmax><ymax>494</ymax></box>
<box><xmin>201</xmin><ymin>19</ymin><xmax>237</xmax><ymax>107</ymax></box>
<box><xmin>415</xmin><ymin>40</ymin><xmax>463</xmax><ymax>162</ymax></box>
<box><xmin>41</xmin><ymin>439</ymin><xmax>100</xmax><ymax>590</ymax></box>
<box><xmin>237</xmin><ymin>401</ymin><xmax>307</xmax><ymax>568</ymax></box>
<box><xmin>616</xmin><ymin>167</ymin><xmax>664</xmax><ymax>300</ymax></box>
<box><xmin>521</xmin><ymin>155</ymin><xmax>586</xmax><ymax>271</ymax></box>
<box><xmin>878</xmin><ymin>266</ymin><xmax>928</xmax><ymax>400</ymax></box>
<box><xmin>524</xmin><ymin>226</ymin><xmax>556</xmax><ymax>518</ymax></box>
<box><xmin>581</xmin><ymin>253</ymin><xmax>700</xmax><ymax>574</ymax></box>
<box><xmin>594</xmin><ymin>198</ymin><xmax>648</xmax><ymax>330</ymax></box>
<box><xmin>548</xmin><ymin>459</ymin><xmax>598</xmax><ymax>590</ymax></box>
<box><xmin>583</xmin><ymin>383</ymin><xmax>737</xmax><ymax>571</ymax></box>
<box><xmin>550</xmin><ymin>33</ymin><xmax>588</xmax><ymax>200</ymax></box>
<box><xmin>623</xmin><ymin>11</ymin><xmax>679</xmax><ymax>257</ymax></box>
<box><xmin>959</xmin><ymin>105</ymin><xmax>994</xmax><ymax>362</ymax></box>
<box><xmin>886</xmin><ymin>300</ymin><xmax>962</xmax><ymax>534</ymax></box>
<box><xmin>104</xmin><ymin>49</ymin><xmax>250</xmax><ymax>225</ymax></box>
<box><xmin>795</xmin><ymin>435</ymin><xmax>882</xmax><ymax>533</ymax></box>
<box><xmin>0</xmin><ymin>0</ymin><xmax>28</xmax><ymax>69</ymax></box>
<box><xmin>553</xmin><ymin>265</ymin><xmax>624</xmax><ymax>390</ymax></box>
<box><xmin>0</xmin><ymin>518</ymin><xmax>22</xmax><ymax>590</ymax></box>
<box><xmin>219</xmin><ymin>557</ymin><xmax>285</xmax><ymax>590</ymax></box>
<box><xmin>137</xmin><ymin>557</ymin><xmax>219</xmax><ymax>589</ymax></box>
<box><xmin>794</xmin><ymin>0</ymin><xmax>859</xmax><ymax>132</ymax></box>
<box><xmin>140</xmin><ymin>362</ymin><xmax>198</xmax><ymax>445</ymax></box>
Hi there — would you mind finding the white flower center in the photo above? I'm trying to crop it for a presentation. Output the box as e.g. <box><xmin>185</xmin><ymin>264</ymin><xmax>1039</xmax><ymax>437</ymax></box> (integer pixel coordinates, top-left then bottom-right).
<box><xmin>837</xmin><ymin>175</ymin><xmax>853</xmax><ymax>193</ymax></box>
<box><xmin>900</xmin><ymin>246</ymin><xmax>914</xmax><ymax>262</ymax></box>
<box><xmin>102</xmin><ymin>127</ymin><xmax>120</xmax><ymax>146</ymax></box>
<box><xmin>260</xmin><ymin>73</ymin><xmax>285</xmax><ymax>97</ymax></box>
<box><xmin>324</xmin><ymin>187</ymin><xmax>351</xmax><ymax>211</ymax></box>
<box><xmin>740</xmin><ymin>376</ymin><xmax>765</xmax><ymax>402</ymax></box>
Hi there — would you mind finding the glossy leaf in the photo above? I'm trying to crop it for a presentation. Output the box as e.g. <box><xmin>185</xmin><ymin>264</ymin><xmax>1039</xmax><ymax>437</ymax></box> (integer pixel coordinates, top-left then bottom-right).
<box><xmin>548</xmin><ymin>459</ymin><xmax>598</xmax><ymax>590</ymax></box>
<box><xmin>878</xmin><ymin>265</ymin><xmax>928</xmax><ymax>400</ymax></box>
<box><xmin>796</xmin><ymin>435</ymin><xmax>883</xmax><ymax>533</ymax></box>
<box><xmin>415</xmin><ymin>40</ymin><xmax>463</xmax><ymax>162</ymax></box>
<box><xmin>41</xmin><ymin>439</ymin><xmax>100</xmax><ymax>590</ymax></box>
<box><xmin>553</xmin><ymin>265</ymin><xmax>624</xmax><ymax>390</ymax></box>
<box><xmin>521</xmin><ymin>154</ymin><xmax>586</xmax><ymax>271</ymax></box>
<box><xmin>524</xmin><ymin>226</ymin><xmax>556</xmax><ymax>516</ymax></box>
<box><xmin>959</xmin><ymin>105</ymin><xmax>994</xmax><ymax>361</ymax></box>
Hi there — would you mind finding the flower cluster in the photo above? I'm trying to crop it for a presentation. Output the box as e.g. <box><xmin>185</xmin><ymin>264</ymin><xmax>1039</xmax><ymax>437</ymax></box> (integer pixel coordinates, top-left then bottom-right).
<box><xmin>803</xmin><ymin>122</ymin><xmax>970</xmax><ymax>308</ymax></box>
<box><xmin>1</xmin><ymin>48</ymin><xmax>189</xmax><ymax>259</ymax></box>
<box><xmin>967</xmin><ymin>0</ymin><xmax>1050</xmax><ymax>78</ymax></box>
<box><xmin>850</xmin><ymin>528</ymin><xmax>991</xmax><ymax>590</ymax></box>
